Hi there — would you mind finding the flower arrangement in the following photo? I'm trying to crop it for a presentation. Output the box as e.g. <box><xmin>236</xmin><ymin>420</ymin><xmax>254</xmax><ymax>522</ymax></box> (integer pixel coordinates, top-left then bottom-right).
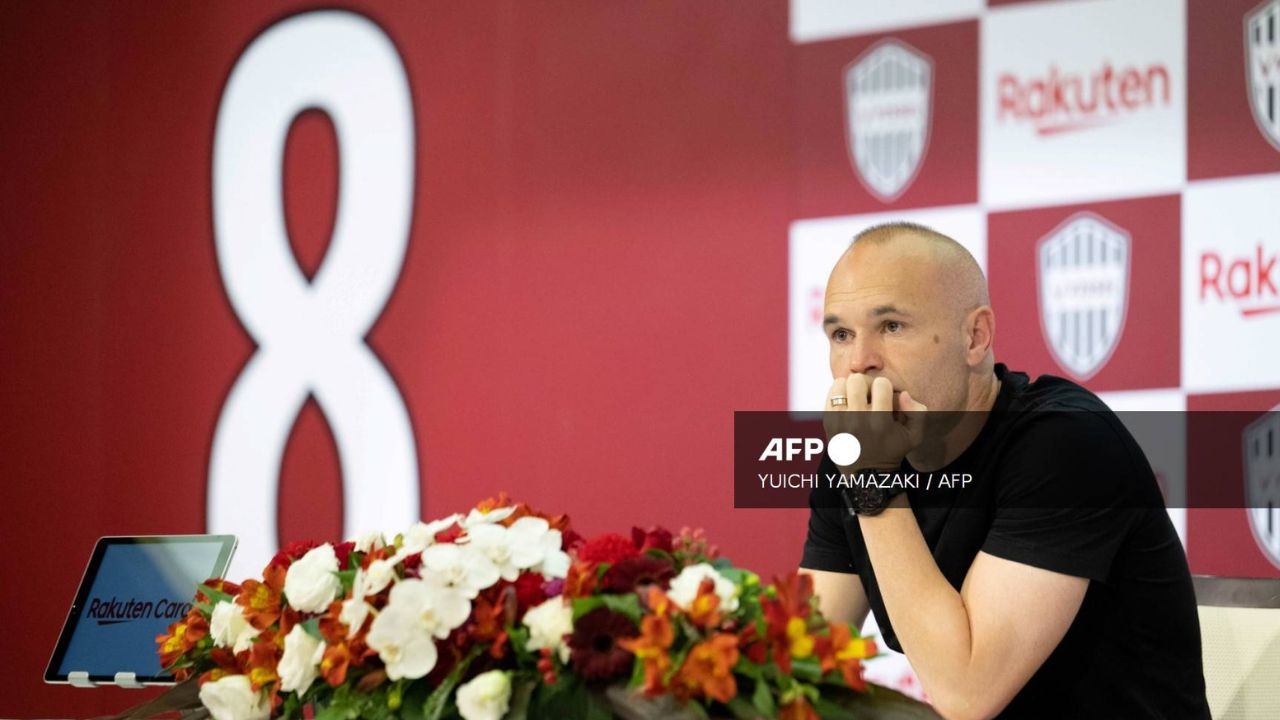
<box><xmin>157</xmin><ymin>496</ymin><xmax>882</xmax><ymax>720</ymax></box>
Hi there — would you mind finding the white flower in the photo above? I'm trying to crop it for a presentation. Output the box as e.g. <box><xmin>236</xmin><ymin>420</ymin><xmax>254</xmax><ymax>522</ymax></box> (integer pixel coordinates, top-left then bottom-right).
<box><xmin>278</xmin><ymin>625</ymin><xmax>326</xmax><ymax>696</ymax></box>
<box><xmin>522</xmin><ymin>596</ymin><xmax>573</xmax><ymax>662</ymax></box>
<box><xmin>366</xmin><ymin>601</ymin><xmax>439</xmax><ymax>680</ymax></box>
<box><xmin>353</xmin><ymin>531</ymin><xmax>386</xmax><ymax>554</ymax></box>
<box><xmin>421</xmin><ymin>542</ymin><xmax>500</xmax><ymax>598</ymax></box>
<box><xmin>402</xmin><ymin>514</ymin><xmax>464</xmax><ymax>553</ymax></box>
<box><xmin>668</xmin><ymin>563</ymin><xmax>739</xmax><ymax>613</ymax></box>
<box><xmin>199</xmin><ymin>674</ymin><xmax>270</xmax><ymax>720</ymax></box>
<box><xmin>365</xmin><ymin>576</ymin><xmax>472</xmax><ymax>681</ymax></box>
<box><xmin>340</xmin><ymin>568</ymin><xmax>373</xmax><ymax>638</ymax></box>
<box><xmin>461</xmin><ymin>506</ymin><xmax>517</xmax><ymax>528</ymax></box>
<box><xmin>532</xmin><ymin>528</ymin><xmax>570</xmax><ymax>579</ymax></box>
<box><xmin>364</xmin><ymin>557</ymin><xmax>399</xmax><ymax>596</ymax></box>
<box><xmin>209</xmin><ymin>601</ymin><xmax>257</xmax><ymax>654</ymax></box>
<box><xmin>456</xmin><ymin>670</ymin><xmax>512</xmax><ymax>720</ymax></box>
<box><xmin>466</xmin><ymin>516</ymin><xmax>552</xmax><ymax>581</ymax></box>
<box><xmin>284</xmin><ymin>544</ymin><xmax>342</xmax><ymax>614</ymax></box>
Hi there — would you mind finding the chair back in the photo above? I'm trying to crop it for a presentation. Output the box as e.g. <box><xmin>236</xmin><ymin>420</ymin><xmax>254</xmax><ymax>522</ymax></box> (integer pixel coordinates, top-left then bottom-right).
<box><xmin>1194</xmin><ymin>575</ymin><xmax>1280</xmax><ymax>720</ymax></box>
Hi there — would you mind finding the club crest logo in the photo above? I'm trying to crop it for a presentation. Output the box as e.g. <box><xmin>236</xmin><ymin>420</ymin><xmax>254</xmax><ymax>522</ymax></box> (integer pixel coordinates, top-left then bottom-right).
<box><xmin>844</xmin><ymin>40</ymin><xmax>933</xmax><ymax>202</ymax></box>
<box><xmin>1246</xmin><ymin>0</ymin><xmax>1280</xmax><ymax>151</ymax></box>
<box><xmin>1244</xmin><ymin>407</ymin><xmax>1280</xmax><ymax>569</ymax></box>
<box><xmin>1036</xmin><ymin>213</ymin><xmax>1130</xmax><ymax>381</ymax></box>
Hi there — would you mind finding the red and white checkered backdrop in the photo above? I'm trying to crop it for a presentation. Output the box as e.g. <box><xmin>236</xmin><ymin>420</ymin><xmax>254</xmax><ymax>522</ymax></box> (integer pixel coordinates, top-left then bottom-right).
<box><xmin>1</xmin><ymin>0</ymin><xmax>1277</xmax><ymax>713</ymax></box>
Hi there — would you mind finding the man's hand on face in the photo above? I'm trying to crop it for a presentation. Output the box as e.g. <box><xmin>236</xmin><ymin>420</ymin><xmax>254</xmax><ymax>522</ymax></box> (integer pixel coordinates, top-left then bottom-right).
<box><xmin>824</xmin><ymin>374</ymin><xmax>928</xmax><ymax>471</ymax></box>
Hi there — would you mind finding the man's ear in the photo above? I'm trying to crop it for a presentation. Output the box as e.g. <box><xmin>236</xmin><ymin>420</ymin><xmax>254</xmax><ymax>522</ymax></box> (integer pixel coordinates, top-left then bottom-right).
<box><xmin>966</xmin><ymin>306</ymin><xmax>995</xmax><ymax>366</ymax></box>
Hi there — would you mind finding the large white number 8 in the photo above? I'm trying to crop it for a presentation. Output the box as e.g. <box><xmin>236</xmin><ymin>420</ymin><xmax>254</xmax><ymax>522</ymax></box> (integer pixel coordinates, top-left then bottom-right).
<box><xmin>209</xmin><ymin>10</ymin><xmax>419</xmax><ymax>576</ymax></box>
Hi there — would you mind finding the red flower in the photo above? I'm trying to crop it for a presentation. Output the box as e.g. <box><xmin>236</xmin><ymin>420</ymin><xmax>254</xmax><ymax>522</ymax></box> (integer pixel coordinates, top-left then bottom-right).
<box><xmin>268</xmin><ymin>539</ymin><xmax>320</xmax><ymax>571</ymax></box>
<box><xmin>513</xmin><ymin>572</ymin><xmax>548</xmax><ymax>611</ymax></box>
<box><xmin>333</xmin><ymin>541</ymin><xmax>355</xmax><ymax>570</ymax></box>
<box><xmin>578</xmin><ymin>533</ymin><xmax>640</xmax><ymax>566</ymax></box>
<box><xmin>604</xmin><ymin>555</ymin><xmax>675</xmax><ymax>593</ymax></box>
<box><xmin>568</xmin><ymin>608</ymin><xmax>638</xmax><ymax>681</ymax></box>
<box><xmin>761</xmin><ymin>572</ymin><xmax>816</xmax><ymax>674</ymax></box>
<box><xmin>631</xmin><ymin>526</ymin><xmax>674</xmax><ymax>554</ymax></box>
<box><xmin>779</xmin><ymin>697</ymin><xmax>820</xmax><ymax>720</ymax></box>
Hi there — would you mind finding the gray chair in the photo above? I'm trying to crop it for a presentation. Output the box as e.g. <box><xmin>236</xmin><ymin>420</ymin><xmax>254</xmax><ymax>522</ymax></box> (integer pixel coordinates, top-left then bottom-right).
<box><xmin>1194</xmin><ymin>575</ymin><xmax>1280</xmax><ymax>720</ymax></box>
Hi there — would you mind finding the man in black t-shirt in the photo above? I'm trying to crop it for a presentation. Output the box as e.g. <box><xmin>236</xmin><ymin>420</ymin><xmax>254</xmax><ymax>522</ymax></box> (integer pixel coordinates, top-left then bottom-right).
<box><xmin>800</xmin><ymin>223</ymin><xmax>1208</xmax><ymax>719</ymax></box>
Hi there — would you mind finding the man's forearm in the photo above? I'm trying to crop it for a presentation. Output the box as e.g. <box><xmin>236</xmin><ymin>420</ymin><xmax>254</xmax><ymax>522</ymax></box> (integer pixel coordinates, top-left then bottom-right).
<box><xmin>858</xmin><ymin>496</ymin><xmax>976</xmax><ymax>711</ymax></box>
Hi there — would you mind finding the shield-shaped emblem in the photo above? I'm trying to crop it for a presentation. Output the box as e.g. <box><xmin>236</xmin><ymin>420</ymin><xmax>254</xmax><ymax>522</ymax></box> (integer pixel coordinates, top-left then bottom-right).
<box><xmin>1036</xmin><ymin>213</ymin><xmax>1130</xmax><ymax>381</ymax></box>
<box><xmin>844</xmin><ymin>40</ymin><xmax>933</xmax><ymax>202</ymax></box>
<box><xmin>1246</xmin><ymin>0</ymin><xmax>1280</xmax><ymax>151</ymax></box>
<box><xmin>1244</xmin><ymin>407</ymin><xmax>1280</xmax><ymax>569</ymax></box>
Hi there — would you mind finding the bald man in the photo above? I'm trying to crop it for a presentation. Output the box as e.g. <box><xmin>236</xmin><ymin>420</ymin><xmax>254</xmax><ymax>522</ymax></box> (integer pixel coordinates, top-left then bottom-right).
<box><xmin>799</xmin><ymin>223</ymin><xmax>1207</xmax><ymax>719</ymax></box>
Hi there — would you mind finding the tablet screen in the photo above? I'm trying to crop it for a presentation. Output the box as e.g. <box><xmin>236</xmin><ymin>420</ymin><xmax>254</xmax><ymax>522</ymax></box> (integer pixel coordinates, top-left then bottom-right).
<box><xmin>45</xmin><ymin>535</ymin><xmax>236</xmax><ymax>684</ymax></box>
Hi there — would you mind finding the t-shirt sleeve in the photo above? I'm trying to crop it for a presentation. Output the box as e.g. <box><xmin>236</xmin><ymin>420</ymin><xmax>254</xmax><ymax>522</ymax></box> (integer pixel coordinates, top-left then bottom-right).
<box><xmin>980</xmin><ymin>411</ymin><xmax>1143</xmax><ymax>581</ymax></box>
<box><xmin>800</xmin><ymin>459</ymin><xmax>858</xmax><ymax>573</ymax></box>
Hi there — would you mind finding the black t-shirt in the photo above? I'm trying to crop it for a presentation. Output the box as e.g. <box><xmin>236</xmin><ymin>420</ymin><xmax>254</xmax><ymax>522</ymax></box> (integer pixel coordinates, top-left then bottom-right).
<box><xmin>800</xmin><ymin>365</ymin><xmax>1209</xmax><ymax>719</ymax></box>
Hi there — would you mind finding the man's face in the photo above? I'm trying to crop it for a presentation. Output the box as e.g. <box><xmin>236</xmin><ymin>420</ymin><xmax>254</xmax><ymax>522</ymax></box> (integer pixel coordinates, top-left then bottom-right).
<box><xmin>823</xmin><ymin>239</ymin><xmax>971</xmax><ymax>412</ymax></box>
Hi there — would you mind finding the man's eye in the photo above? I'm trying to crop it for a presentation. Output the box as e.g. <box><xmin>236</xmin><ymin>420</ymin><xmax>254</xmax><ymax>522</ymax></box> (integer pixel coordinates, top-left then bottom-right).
<box><xmin>832</xmin><ymin>329</ymin><xmax>850</xmax><ymax>342</ymax></box>
<box><xmin>884</xmin><ymin>321</ymin><xmax>903</xmax><ymax>333</ymax></box>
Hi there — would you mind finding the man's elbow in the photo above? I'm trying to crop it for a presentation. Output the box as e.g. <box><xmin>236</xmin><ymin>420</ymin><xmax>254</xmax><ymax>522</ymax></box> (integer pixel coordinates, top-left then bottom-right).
<box><xmin>926</xmin><ymin>683</ymin><xmax>1013</xmax><ymax>720</ymax></box>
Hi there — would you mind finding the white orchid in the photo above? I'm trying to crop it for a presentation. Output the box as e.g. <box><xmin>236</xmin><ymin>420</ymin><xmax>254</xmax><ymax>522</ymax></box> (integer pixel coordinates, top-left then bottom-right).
<box><xmin>365</xmin><ymin>601</ymin><xmax>440</xmax><ymax>681</ymax></box>
<box><xmin>363</xmin><ymin>557</ymin><xmax>399</xmax><ymax>596</ymax></box>
<box><xmin>353</xmin><ymin>531</ymin><xmax>386</xmax><ymax>554</ymax></box>
<box><xmin>402</xmin><ymin>514</ymin><xmax>464</xmax><ymax>554</ymax></box>
<box><xmin>365</xmin><ymin>576</ymin><xmax>471</xmax><ymax>680</ymax></box>
<box><xmin>668</xmin><ymin>563</ymin><xmax>740</xmax><ymax>613</ymax></box>
<box><xmin>421</xmin><ymin>542</ymin><xmax>500</xmax><ymax>598</ymax></box>
<box><xmin>461</xmin><ymin>505</ymin><xmax>517</xmax><ymax>528</ymax></box>
<box><xmin>277</xmin><ymin>625</ymin><xmax>326</xmax><ymax>696</ymax></box>
<box><xmin>283</xmin><ymin>544</ymin><xmax>342</xmax><ymax>614</ymax></box>
<box><xmin>466</xmin><ymin>516</ymin><xmax>556</xmax><ymax>581</ymax></box>
<box><xmin>339</xmin><ymin>568</ymin><xmax>373</xmax><ymax>638</ymax></box>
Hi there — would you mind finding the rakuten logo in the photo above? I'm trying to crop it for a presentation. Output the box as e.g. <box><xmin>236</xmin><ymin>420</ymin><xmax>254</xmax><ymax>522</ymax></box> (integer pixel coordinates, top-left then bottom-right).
<box><xmin>997</xmin><ymin>62</ymin><xmax>1171</xmax><ymax>136</ymax></box>
<box><xmin>1200</xmin><ymin>245</ymin><xmax>1280</xmax><ymax>318</ymax></box>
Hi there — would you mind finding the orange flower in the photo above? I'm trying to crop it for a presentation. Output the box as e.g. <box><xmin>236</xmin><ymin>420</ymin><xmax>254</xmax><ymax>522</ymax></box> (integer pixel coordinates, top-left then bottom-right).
<box><xmin>619</xmin><ymin>589</ymin><xmax>676</xmax><ymax>696</ymax></box>
<box><xmin>672</xmin><ymin>633</ymin><xmax>739</xmax><ymax>704</ymax></box>
<box><xmin>687</xmin><ymin>578</ymin><xmax>723</xmax><ymax>629</ymax></box>
<box><xmin>816</xmin><ymin>624</ymin><xmax>876</xmax><ymax>692</ymax></box>
<box><xmin>319</xmin><ymin>642</ymin><xmax>353</xmax><ymax>687</ymax></box>
<box><xmin>778</xmin><ymin>696</ymin><xmax>819</xmax><ymax>720</ymax></box>
<box><xmin>563</xmin><ymin>561</ymin><xmax>599</xmax><ymax>598</ymax></box>
<box><xmin>244</xmin><ymin>633</ymin><xmax>281</xmax><ymax>691</ymax></box>
<box><xmin>156</xmin><ymin>610</ymin><xmax>208</xmax><ymax>669</ymax></box>
<box><xmin>761</xmin><ymin>572</ymin><xmax>815</xmax><ymax>674</ymax></box>
<box><xmin>237</xmin><ymin>564</ymin><xmax>286</xmax><ymax>630</ymax></box>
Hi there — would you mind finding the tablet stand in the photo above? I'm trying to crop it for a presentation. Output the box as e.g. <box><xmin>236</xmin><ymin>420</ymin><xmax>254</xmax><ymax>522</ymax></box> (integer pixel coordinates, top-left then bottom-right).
<box><xmin>66</xmin><ymin>671</ymin><xmax>146</xmax><ymax>689</ymax></box>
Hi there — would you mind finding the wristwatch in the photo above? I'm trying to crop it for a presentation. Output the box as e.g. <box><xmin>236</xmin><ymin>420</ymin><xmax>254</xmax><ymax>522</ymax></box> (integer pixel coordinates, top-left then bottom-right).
<box><xmin>839</xmin><ymin>471</ymin><xmax>907</xmax><ymax>517</ymax></box>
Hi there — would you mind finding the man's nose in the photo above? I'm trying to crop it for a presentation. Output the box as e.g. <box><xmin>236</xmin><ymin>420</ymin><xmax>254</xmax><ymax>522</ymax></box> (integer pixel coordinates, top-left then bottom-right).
<box><xmin>846</xmin><ymin>336</ymin><xmax>883</xmax><ymax>375</ymax></box>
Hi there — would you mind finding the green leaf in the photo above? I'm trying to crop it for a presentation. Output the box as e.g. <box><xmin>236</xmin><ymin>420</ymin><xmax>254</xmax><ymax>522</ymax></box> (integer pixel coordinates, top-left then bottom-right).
<box><xmin>595</xmin><ymin>562</ymin><xmax>613</xmax><ymax>580</ymax></box>
<box><xmin>571</xmin><ymin>597</ymin><xmax>604</xmax><ymax>621</ymax></box>
<box><xmin>300</xmin><ymin>618</ymin><xmax>323</xmax><ymax>640</ymax></box>
<box><xmin>791</xmin><ymin>656</ymin><xmax>822</xmax><ymax>683</ymax></box>
<box><xmin>423</xmin><ymin>647</ymin><xmax>482</xmax><ymax>720</ymax></box>
<box><xmin>601</xmin><ymin>593</ymin><xmax>643</xmax><ymax>624</ymax></box>
<box><xmin>399</xmin><ymin>681</ymin><xmax>429</xmax><ymax>720</ymax></box>
<box><xmin>726</xmin><ymin>696</ymin><xmax>762</xmax><ymax>720</ymax></box>
<box><xmin>335</xmin><ymin>569</ymin><xmax>357</xmax><ymax>596</ymax></box>
<box><xmin>750</xmin><ymin>678</ymin><xmax>777</xmax><ymax>718</ymax></box>
<box><xmin>811</xmin><ymin>697</ymin><xmax>857</xmax><ymax>720</ymax></box>
<box><xmin>198</xmin><ymin>583</ymin><xmax>234</xmax><ymax>605</ymax></box>
<box><xmin>506</xmin><ymin>676</ymin><xmax>536</xmax><ymax>720</ymax></box>
<box><xmin>583</xmin><ymin>691</ymin><xmax>614</xmax><ymax>720</ymax></box>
